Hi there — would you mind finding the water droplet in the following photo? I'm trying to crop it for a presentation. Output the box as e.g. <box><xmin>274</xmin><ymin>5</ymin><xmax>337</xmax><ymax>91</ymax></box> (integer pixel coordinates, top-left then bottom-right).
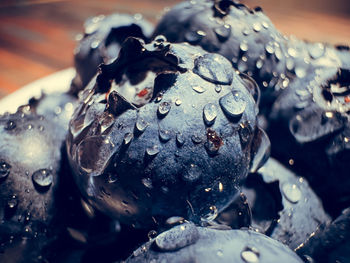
<box><xmin>253</xmin><ymin>22</ymin><xmax>262</xmax><ymax>32</ymax></box>
<box><xmin>148</xmin><ymin>230</ymin><xmax>157</xmax><ymax>240</ymax></box>
<box><xmin>308</xmin><ymin>43</ymin><xmax>325</xmax><ymax>59</ymax></box>
<box><xmin>282</xmin><ymin>78</ymin><xmax>290</xmax><ymax>88</ymax></box>
<box><xmin>256</xmin><ymin>60</ymin><xmax>263</xmax><ymax>69</ymax></box>
<box><xmin>166</xmin><ymin>216</ymin><xmax>185</xmax><ymax>225</ymax></box>
<box><xmin>183</xmin><ymin>164</ymin><xmax>201</xmax><ymax>182</ymax></box>
<box><xmin>155</xmin><ymin>223</ymin><xmax>199</xmax><ymax>251</ymax></box>
<box><xmin>282</xmin><ymin>183</ymin><xmax>302</xmax><ymax>203</ymax></box>
<box><xmin>107</xmin><ymin>173</ymin><xmax>118</xmax><ymax>184</ymax></box>
<box><xmin>135</xmin><ymin>118</ymin><xmax>149</xmax><ymax>133</ymax></box>
<box><xmin>90</xmin><ymin>40</ymin><xmax>100</xmax><ymax>49</ymax></box>
<box><xmin>184</xmin><ymin>30</ymin><xmax>204</xmax><ymax>44</ymax></box>
<box><xmin>286</xmin><ymin>58</ymin><xmax>295</xmax><ymax>71</ymax></box>
<box><xmin>240</xmin><ymin>42</ymin><xmax>249</xmax><ymax>52</ymax></box>
<box><xmin>214</xmin><ymin>24</ymin><xmax>231</xmax><ymax>41</ymax></box>
<box><xmin>191</xmin><ymin>133</ymin><xmax>203</xmax><ymax>144</ymax></box>
<box><xmin>239</xmin><ymin>123</ymin><xmax>252</xmax><ymax>146</ymax></box>
<box><xmin>215</xmin><ymin>85</ymin><xmax>222</xmax><ymax>93</ymax></box>
<box><xmin>32</xmin><ymin>169</ymin><xmax>53</xmax><ymax>188</ymax></box>
<box><xmin>192</xmin><ymin>86</ymin><xmax>205</xmax><ymax>94</ymax></box>
<box><xmin>262</xmin><ymin>21</ymin><xmax>269</xmax><ymax>29</ymax></box>
<box><xmin>142</xmin><ymin>178</ymin><xmax>153</xmax><ymax>188</ymax></box>
<box><xmin>124</xmin><ymin>133</ymin><xmax>133</xmax><ymax>145</ymax></box>
<box><xmin>7</xmin><ymin>196</ymin><xmax>18</xmax><ymax>210</ymax></box>
<box><xmin>201</xmin><ymin>205</ymin><xmax>218</xmax><ymax>222</ymax></box>
<box><xmin>288</xmin><ymin>47</ymin><xmax>298</xmax><ymax>58</ymax></box>
<box><xmin>219</xmin><ymin>91</ymin><xmax>246</xmax><ymax>119</ymax></box>
<box><xmin>158</xmin><ymin>102</ymin><xmax>171</xmax><ymax>117</ymax></box>
<box><xmin>176</xmin><ymin>132</ymin><xmax>185</xmax><ymax>146</ymax></box>
<box><xmin>0</xmin><ymin>161</ymin><xmax>11</xmax><ymax>179</ymax></box>
<box><xmin>265</xmin><ymin>44</ymin><xmax>275</xmax><ymax>54</ymax></box>
<box><xmin>193</xmin><ymin>53</ymin><xmax>233</xmax><ymax>85</ymax></box>
<box><xmin>175</xmin><ymin>99</ymin><xmax>182</xmax><ymax>106</ymax></box>
<box><xmin>146</xmin><ymin>145</ymin><xmax>160</xmax><ymax>156</ymax></box>
<box><xmin>159</xmin><ymin>129</ymin><xmax>172</xmax><ymax>142</ymax></box>
<box><xmin>203</xmin><ymin>103</ymin><xmax>218</xmax><ymax>126</ymax></box>
<box><xmin>295</xmin><ymin>67</ymin><xmax>307</xmax><ymax>78</ymax></box>
<box><xmin>4</xmin><ymin>120</ymin><xmax>16</xmax><ymax>131</ymax></box>
<box><xmin>134</xmin><ymin>13</ymin><xmax>142</xmax><ymax>20</ymax></box>
<box><xmin>217</xmin><ymin>250</ymin><xmax>224</xmax><ymax>257</ymax></box>
<box><xmin>241</xmin><ymin>247</ymin><xmax>260</xmax><ymax>263</ymax></box>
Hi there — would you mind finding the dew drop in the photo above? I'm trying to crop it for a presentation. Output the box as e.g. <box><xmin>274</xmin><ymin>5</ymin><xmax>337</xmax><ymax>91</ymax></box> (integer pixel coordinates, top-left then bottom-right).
<box><xmin>287</xmin><ymin>47</ymin><xmax>298</xmax><ymax>58</ymax></box>
<box><xmin>32</xmin><ymin>169</ymin><xmax>53</xmax><ymax>188</ymax></box>
<box><xmin>191</xmin><ymin>133</ymin><xmax>203</xmax><ymax>144</ymax></box>
<box><xmin>219</xmin><ymin>91</ymin><xmax>246</xmax><ymax>119</ymax></box>
<box><xmin>256</xmin><ymin>60</ymin><xmax>263</xmax><ymax>69</ymax></box>
<box><xmin>175</xmin><ymin>99</ymin><xmax>182</xmax><ymax>106</ymax></box>
<box><xmin>183</xmin><ymin>164</ymin><xmax>201</xmax><ymax>182</ymax></box>
<box><xmin>176</xmin><ymin>132</ymin><xmax>185</xmax><ymax>146</ymax></box>
<box><xmin>124</xmin><ymin>133</ymin><xmax>134</xmax><ymax>145</ymax></box>
<box><xmin>154</xmin><ymin>223</ymin><xmax>199</xmax><ymax>251</ymax></box>
<box><xmin>262</xmin><ymin>21</ymin><xmax>269</xmax><ymax>29</ymax></box>
<box><xmin>252</xmin><ymin>22</ymin><xmax>262</xmax><ymax>32</ymax></box>
<box><xmin>90</xmin><ymin>40</ymin><xmax>100</xmax><ymax>49</ymax></box>
<box><xmin>5</xmin><ymin>120</ymin><xmax>16</xmax><ymax>131</ymax></box>
<box><xmin>135</xmin><ymin>118</ymin><xmax>148</xmax><ymax>133</ymax></box>
<box><xmin>159</xmin><ymin>129</ymin><xmax>172</xmax><ymax>142</ymax></box>
<box><xmin>146</xmin><ymin>145</ymin><xmax>160</xmax><ymax>156</ymax></box>
<box><xmin>217</xmin><ymin>250</ymin><xmax>224</xmax><ymax>257</ymax></box>
<box><xmin>142</xmin><ymin>178</ymin><xmax>153</xmax><ymax>189</ymax></box>
<box><xmin>184</xmin><ymin>30</ymin><xmax>204</xmax><ymax>44</ymax></box>
<box><xmin>215</xmin><ymin>85</ymin><xmax>222</xmax><ymax>93</ymax></box>
<box><xmin>282</xmin><ymin>183</ymin><xmax>302</xmax><ymax>203</ymax></box>
<box><xmin>240</xmin><ymin>42</ymin><xmax>249</xmax><ymax>52</ymax></box>
<box><xmin>158</xmin><ymin>101</ymin><xmax>171</xmax><ymax>116</ymax></box>
<box><xmin>295</xmin><ymin>67</ymin><xmax>307</xmax><ymax>78</ymax></box>
<box><xmin>214</xmin><ymin>24</ymin><xmax>231</xmax><ymax>41</ymax></box>
<box><xmin>166</xmin><ymin>216</ymin><xmax>185</xmax><ymax>225</ymax></box>
<box><xmin>148</xmin><ymin>230</ymin><xmax>157</xmax><ymax>240</ymax></box>
<box><xmin>203</xmin><ymin>103</ymin><xmax>218</xmax><ymax>126</ymax></box>
<box><xmin>308</xmin><ymin>43</ymin><xmax>325</xmax><ymax>59</ymax></box>
<box><xmin>201</xmin><ymin>205</ymin><xmax>218</xmax><ymax>222</ymax></box>
<box><xmin>7</xmin><ymin>196</ymin><xmax>18</xmax><ymax>210</ymax></box>
<box><xmin>193</xmin><ymin>54</ymin><xmax>233</xmax><ymax>85</ymax></box>
<box><xmin>192</xmin><ymin>86</ymin><xmax>206</xmax><ymax>94</ymax></box>
<box><xmin>241</xmin><ymin>247</ymin><xmax>260</xmax><ymax>263</ymax></box>
<box><xmin>0</xmin><ymin>161</ymin><xmax>11</xmax><ymax>179</ymax></box>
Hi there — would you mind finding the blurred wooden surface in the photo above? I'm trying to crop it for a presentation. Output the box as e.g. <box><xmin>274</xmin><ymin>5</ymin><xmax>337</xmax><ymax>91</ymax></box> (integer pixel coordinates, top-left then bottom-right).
<box><xmin>0</xmin><ymin>0</ymin><xmax>349</xmax><ymax>99</ymax></box>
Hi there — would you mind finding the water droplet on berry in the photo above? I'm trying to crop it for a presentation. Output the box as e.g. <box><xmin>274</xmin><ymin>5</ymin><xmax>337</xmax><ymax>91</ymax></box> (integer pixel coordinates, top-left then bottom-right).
<box><xmin>241</xmin><ymin>246</ymin><xmax>260</xmax><ymax>263</ymax></box>
<box><xmin>201</xmin><ymin>205</ymin><xmax>218</xmax><ymax>222</ymax></box>
<box><xmin>4</xmin><ymin>120</ymin><xmax>16</xmax><ymax>131</ymax></box>
<box><xmin>214</xmin><ymin>24</ymin><xmax>231</xmax><ymax>41</ymax></box>
<box><xmin>0</xmin><ymin>161</ymin><xmax>11</xmax><ymax>179</ymax></box>
<box><xmin>203</xmin><ymin>103</ymin><xmax>218</xmax><ymax>126</ymax></box>
<box><xmin>135</xmin><ymin>118</ymin><xmax>148</xmax><ymax>133</ymax></box>
<box><xmin>176</xmin><ymin>132</ymin><xmax>185</xmax><ymax>147</ymax></box>
<box><xmin>183</xmin><ymin>164</ymin><xmax>201</xmax><ymax>182</ymax></box>
<box><xmin>192</xmin><ymin>86</ymin><xmax>206</xmax><ymax>94</ymax></box>
<box><xmin>148</xmin><ymin>230</ymin><xmax>157</xmax><ymax>240</ymax></box>
<box><xmin>124</xmin><ymin>133</ymin><xmax>134</xmax><ymax>145</ymax></box>
<box><xmin>219</xmin><ymin>91</ymin><xmax>246</xmax><ymax>119</ymax></box>
<box><xmin>154</xmin><ymin>223</ymin><xmax>199</xmax><ymax>251</ymax></box>
<box><xmin>146</xmin><ymin>145</ymin><xmax>160</xmax><ymax>156</ymax></box>
<box><xmin>159</xmin><ymin>129</ymin><xmax>172</xmax><ymax>142</ymax></box>
<box><xmin>282</xmin><ymin>183</ymin><xmax>301</xmax><ymax>203</ymax></box>
<box><xmin>32</xmin><ymin>169</ymin><xmax>53</xmax><ymax>188</ymax></box>
<box><xmin>158</xmin><ymin>102</ymin><xmax>171</xmax><ymax>116</ymax></box>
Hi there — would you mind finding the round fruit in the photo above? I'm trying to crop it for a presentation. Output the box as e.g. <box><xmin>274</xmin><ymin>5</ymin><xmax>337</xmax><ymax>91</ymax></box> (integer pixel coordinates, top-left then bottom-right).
<box><xmin>66</xmin><ymin>37</ymin><xmax>269</xmax><ymax>227</ymax></box>
<box><xmin>126</xmin><ymin>222</ymin><xmax>303</xmax><ymax>263</ymax></box>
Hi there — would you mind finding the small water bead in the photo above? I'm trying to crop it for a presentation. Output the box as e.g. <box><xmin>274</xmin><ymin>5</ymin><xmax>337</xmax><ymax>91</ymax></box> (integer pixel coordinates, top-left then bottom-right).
<box><xmin>192</xmin><ymin>86</ymin><xmax>206</xmax><ymax>94</ymax></box>
<box><xmin>185</xmin><ymin>30</ymin><xmax>204</xmax><ymax>44</ymax></box>
<box><xmin>176</xmin><ymin>132</ymin><xmax>185</xmax><ymax>146</ymax></box>
<box><xmin>252</xmin><ymin>22</ymin><xmax>262</xmax><ymax>32</ymax></box>
<box><xmin>256</xmin><ymin>60</ymin><xmax>263</xmax><ymax>69</ymax></box>
<box><xmin>214</xmin><ymin>24</ymin><xmax>231</xmax><ymax>41</ymax></box>
<box><xmin>175</xmin><ymin>99</ymin><xmax>182</xmax><ymax>106</ymax></box>
<box><xmin>32</xmin><ymin>169</ymin><xmax>53</xmax><ymax>188</ymax></box>
<box><xmin>135</xmin><ymin>118</ymin><xmax>149</xmax><ymax>133</ymax></box>
<box><xmin>5</xmin><ymin>120</ymin><xmax>16</xmax><ymax>131</ymax></box>
<box><xmin>201</xmin><ymin>205</ymin><xmax>218</xmax><ymax>222</ymax></box>
<box><xmin>90</xmin><ymin>40</ymin><xmax>100</xmax><ymax>49</ymax></box>
<box><xmin>146</xmin><ymin>145</ymin><xmax>160</xmax><ymax>157</ymax></box>
<box><xmin>308</xmin><ymin>43</ymin><xmax>325</xmax><ymax>59</ymax></box>
<box><xmin>219</xmin><ymin>91</ymin><xmax>246</xmax><ymax>119</ymax></box>
<box><xmin>241</xmin><ymin>247</ymin><xmax>260</xmax><ymax>263</ymax></box>
<box><xmin>287</xmin><ymin>47</ymin><xmax>298</xmax><ymax>58</ymax></box>
<box><xmin>183</xmin><ymin>164</ymin><xmax>201</xmax><ymax>182</ymax></box>
<box><xmin>282</xmin><ymin>183</ymin><xmax>302</xmax><ymax>204</ymax></box>
<box><xmin>123</xmin><ymin>133</ymin><xmax>134</xmax><ymax>145</ymax></box>
<box><xmin>203</xmin><ymin>103</ymin><xmax>218</xmax><ymax>126</ymax></box>
<box><xmin>295</xmin><ymin>67</ymin><xmax>307</xmax><ymax>78</ymax></box>
<box><xmin>142</xmin><ymin>178</ymin><xmax>153</xmax><ymax>189</ymax></box>
<box><xmin>7</xmin><ymin>196</ymin><xmax>18</xmax><ymax>210</ymax></box>
<box><xmin>265</xmin><ymin>44</ymin><xmax>275</xmax><ymax>54</ymax></box>
<box><xmin>107</xmin><ymin>173</ymin><xmax>118</xmax><ymax>184</ymax></box>
<box><xmin>166</xmin><ymin>216</ymin><xmax>185</xmax><ymax>226</ymax></box>
<box><xmin>215</xmin><ymin>85</ymin><xmax>222</xmax><ymax>93</ymax></box>
<box><xmin>240</xmin><ymin>42</ymin><xmax>249</xmax><ymax>52</ymax></box>
<box><xmin>191</xmin><ymin>133</ymin><xmax>203</xmax><ymax>144</ymax></box>
<box><xmin>148</xmin><ymin>230</ymin><xmax>158</xmax><ymax>240</ymax></box>
<box><xmin>0</xmin><ymin>161</ymin><xmax>11</xmax><ymax>179</ymax></box>
<box><xmin>217</xmin><ymin>250</ymin><xmax>224</xmax><ymax>257</ymax></box>
<box><xmin>262</xmin><ymin>21</ymin><xmax>269</xmax><ymax>29</ymax></box>
<box><xmin>158</xmin><ymin>101</ymin><xmax>171</xmax><ymax>116</ymax></box>
<box><xmin>159</xmin><ymin>129</ymin><xmax>172</xmax><ymax>142</ymax></box>
<box><xmin>155</xmin><ymin>223</ymin><xmax>199</xmax><ymax>251</ymax></box>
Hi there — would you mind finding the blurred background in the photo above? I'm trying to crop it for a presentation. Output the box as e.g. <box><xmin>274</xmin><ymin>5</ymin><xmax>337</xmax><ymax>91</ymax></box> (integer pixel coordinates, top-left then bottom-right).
<box><xmin>0</xmin><ymin>0</ymin><xmax>349</xmax><ymax>99</ymax></box>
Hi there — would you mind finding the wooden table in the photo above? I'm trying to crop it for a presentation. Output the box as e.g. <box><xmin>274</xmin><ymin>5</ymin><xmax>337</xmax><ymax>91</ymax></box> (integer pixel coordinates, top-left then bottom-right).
<box><xmin>0</xmin><ymin>0</ymin><xmax>349</xmax><ymax>99</ymax></box>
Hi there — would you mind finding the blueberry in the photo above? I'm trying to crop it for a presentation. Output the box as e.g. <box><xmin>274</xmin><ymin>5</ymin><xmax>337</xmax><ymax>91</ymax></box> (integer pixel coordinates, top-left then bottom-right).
<box><xmin>126</xmin><ymin>223</ymin><xmax>303</xmax><ymax>263</ymax></box>
<box><xmin>66</xmin><ymin>37</ymin><xmax>269</xmax><ymax>228</ymax></box>
<box><xmin>269</xmin><ymin>67</ymin><xmax>350</xmax><ymax>217</ymax></box>
<box><xmin>71</xmin><ymin>13</ymin><xmax>154</xmax><ymax>94</ymax></box>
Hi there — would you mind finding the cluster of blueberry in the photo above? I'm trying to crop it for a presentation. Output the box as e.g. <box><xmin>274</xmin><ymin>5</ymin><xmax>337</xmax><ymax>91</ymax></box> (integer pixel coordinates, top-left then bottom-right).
<box><xmin>1</xmin><ymin>1</ymin><xmax>349</xmax><ymax>262</ymax></box>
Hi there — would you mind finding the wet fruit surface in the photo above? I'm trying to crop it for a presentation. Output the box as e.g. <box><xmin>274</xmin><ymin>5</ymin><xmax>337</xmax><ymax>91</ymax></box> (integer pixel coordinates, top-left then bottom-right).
<box><xmin>66</xmin><ymin>37</ymin><xmax>269</xmax><ymax>227</ymax></box>
<box><xmin>126</xmin><ymin>223</ymin><xmax>303</xmax><ymax>263</ymax></box>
